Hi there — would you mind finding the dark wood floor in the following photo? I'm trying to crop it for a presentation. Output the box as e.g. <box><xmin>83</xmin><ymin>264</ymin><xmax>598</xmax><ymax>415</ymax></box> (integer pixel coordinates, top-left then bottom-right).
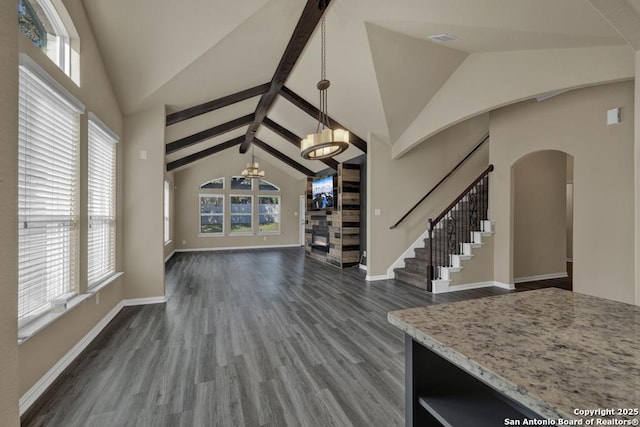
<box><xmin>22</xmin><ymin>248</ymin><xmax>569</xmax><ymax>427</ymax></box>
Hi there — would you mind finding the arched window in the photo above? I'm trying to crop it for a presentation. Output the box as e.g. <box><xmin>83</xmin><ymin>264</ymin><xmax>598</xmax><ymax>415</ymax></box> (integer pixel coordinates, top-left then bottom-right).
<box><xmin>200</xmin><ymin>177</ymin><xmax>224</xmax><ymax>190</ymax></box>
<box><xmin>18</xmin><ymin>0</ymin><xmax>79</xmax><ymax>83</ymax></box>
<box><xmin>258</xmin><ymin>179</ymin><xmax>280</xmax><ymax>192</ymax></box>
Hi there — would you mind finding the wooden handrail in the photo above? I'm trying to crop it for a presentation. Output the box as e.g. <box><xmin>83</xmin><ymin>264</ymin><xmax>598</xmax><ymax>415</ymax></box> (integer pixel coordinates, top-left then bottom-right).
<box><xmin>429</xmin><ymin>164</ymin><xmax>494</xmax><ymax>230</ymax></box>
<box><xmin>389</xmin><ymin>134</ymin><xmax>490</xmax><ymax>229</ymax></box>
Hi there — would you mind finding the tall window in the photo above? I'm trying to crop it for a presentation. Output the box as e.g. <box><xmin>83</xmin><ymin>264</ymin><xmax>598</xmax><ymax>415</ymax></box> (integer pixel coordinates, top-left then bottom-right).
<box><xmin>18</xmin><ymin>0</ymin><xmax>78</xmax><ymax>82</ymax></box>
<box><xmin>164</xmin><ymin>180</ymin><xmax>170</xmax><ymax>243</ymax></box>
<box><xmin>87</xmin><ymin>116</ymin><xmax>117</xmax><ymax>287</ymax></box>
<box><xmin>230</xmin><ymin>195</ymin><xmax>253</xmax><ymax>234</ymax></box>
<box><xmin>18</xmin><ymin>62</ymin><xmax>83</xmax><ymax>324</ymax></box>
<box><xmin>259</xmin><ymin>196</ymin><xmax>280</xmax><ymax>234</ymax></box>
<box><xmin>200</xmin><ymin>195</ymin><xmax>224</xmax><ymax>235</ymax></box>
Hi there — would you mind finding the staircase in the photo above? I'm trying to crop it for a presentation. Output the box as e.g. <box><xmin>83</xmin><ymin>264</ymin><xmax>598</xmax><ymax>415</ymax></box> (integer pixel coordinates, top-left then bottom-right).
<box><xmin>394</xmin><ymin>165</ymin><xmax>494</xmax><ymax>292</ymax></box>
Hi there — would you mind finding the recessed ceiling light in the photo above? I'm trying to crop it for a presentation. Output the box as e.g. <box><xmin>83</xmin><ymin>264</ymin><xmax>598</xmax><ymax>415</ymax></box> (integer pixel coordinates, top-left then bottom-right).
<box><xmin>428</xmin><ymin>34</ymin><xmax>458</xmax><ymax>42</ymax></box>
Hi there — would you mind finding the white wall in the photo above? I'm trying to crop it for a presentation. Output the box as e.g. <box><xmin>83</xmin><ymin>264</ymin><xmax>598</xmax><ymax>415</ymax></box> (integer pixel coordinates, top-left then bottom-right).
<box><xmin>490</xmin><ymin>81</ymin><xmax>635</xmax><ymax>303</ymax></box>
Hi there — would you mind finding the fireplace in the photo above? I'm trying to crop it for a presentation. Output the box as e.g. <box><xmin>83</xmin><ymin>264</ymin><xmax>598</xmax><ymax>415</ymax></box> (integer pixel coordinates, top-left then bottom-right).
<box><xmin>311</xmin><ymin>230</ymin><xmax>330</xmax><ymax>253</ymax></box>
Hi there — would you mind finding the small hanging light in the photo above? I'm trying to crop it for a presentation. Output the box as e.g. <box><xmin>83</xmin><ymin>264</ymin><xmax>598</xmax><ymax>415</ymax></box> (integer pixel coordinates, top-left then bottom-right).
<box><xmin>241</xmin><ymin>144</ymin><xmax>265</xmax><ymax>179</ymax></box>
<box><xmin>301</xmin><ymin>15</ymin><xmax>349</xmax><ymax>160</ymax></box>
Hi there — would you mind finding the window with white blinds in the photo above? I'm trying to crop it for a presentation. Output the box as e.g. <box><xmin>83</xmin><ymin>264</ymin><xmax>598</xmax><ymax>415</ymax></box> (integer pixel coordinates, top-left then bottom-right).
<box><xmin>18</xmin><ymin>64</ymin><xmax>82</xmax><ymax>323</ymax></box>
<box><xmin>164</xmin><ymin>180</ymin><xmax>170</xmax><ymax>243</ymax></box>
<box><xmin>88</xmin><ymin>116</ymin><xmax>117</xmax><ymax>287</ymax></box>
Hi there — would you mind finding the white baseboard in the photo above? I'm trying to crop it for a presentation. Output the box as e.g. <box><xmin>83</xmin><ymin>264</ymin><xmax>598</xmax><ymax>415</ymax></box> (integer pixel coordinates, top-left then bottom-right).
<box><xmin>164</xmin><ymin>250</ymin><xmax>176</xmax><ymax>263</ymax></box>
<box><xmin>176</xmin><ymin>243</ymin><xmax>300</xmax><ymax>253</ymax></box>
<box><xmin>493</xmin><ymin>281</ymin><xmax>516</xmax><ymax>290</ymax></box>
<box><xmin>19</xmin><ymin>300</ymin><xmax>124</xmax><ymax>415</ymax></box>
<box><xmin>433</xmin><ymin>280</ymin><xmax>516</xmax><ymax>294</ymax></box>
<box><xmin>513</xmin><ymin>272</ymin><xmax>568</xmax><ymax>284</ymax></box>
<box><xmin>359</xmin><ymin>264</ymin><xmax>367</xmax><ymax>271</ymax></box>
<box><xmin>366</xmin><ymin>274</ymin><xmax>390</xmax><ymax>281</ymax></box>
<box><xmin>386</xmin><ymin>229</ymin><xmax>429</xmax><ymax>278</ymax></box>
<box><xmin>19</xmin><ymin>294</ymin><xmax>168</xmax><ymax>415</ymax></box>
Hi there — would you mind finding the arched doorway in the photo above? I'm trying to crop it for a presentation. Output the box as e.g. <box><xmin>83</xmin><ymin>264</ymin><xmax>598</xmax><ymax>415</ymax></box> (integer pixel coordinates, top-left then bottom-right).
<box><xmin>512</xmin><ymin>150</ymin><xmax>573</xmax><ymax>290</ymax></box>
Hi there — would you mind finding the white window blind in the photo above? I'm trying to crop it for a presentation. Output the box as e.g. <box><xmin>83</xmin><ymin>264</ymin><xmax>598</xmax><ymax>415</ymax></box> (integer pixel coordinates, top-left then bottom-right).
<box><xmin>18</xmin><ymin>64</ymin><xmax>82</xmax><ymax>323</ymax></box>
<box><xmin>88</xmin><ymin>116</ymin><xmax>117</xmax><ymax>287</ymax></box>
<box><xmin>164</xmin><ymin>180</ymin><xmax>170</xmax><ymax>243</ymax></box>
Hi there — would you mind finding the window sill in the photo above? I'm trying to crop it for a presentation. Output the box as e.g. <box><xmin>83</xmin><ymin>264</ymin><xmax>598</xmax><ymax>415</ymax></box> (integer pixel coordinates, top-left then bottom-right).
<box><xmin>18</xmin><ymin>272</ymin><xmax>124</xmax><ymax>344</ymax></box>
<box><xmin>199</xmin><ymin>233</ymin><xmax>225</xmax><ymax>237</ymax></box>
<box><xmin>258</xmin><ymin>232</ymin><xmax>281</xmax><ymax>236</ymax></box>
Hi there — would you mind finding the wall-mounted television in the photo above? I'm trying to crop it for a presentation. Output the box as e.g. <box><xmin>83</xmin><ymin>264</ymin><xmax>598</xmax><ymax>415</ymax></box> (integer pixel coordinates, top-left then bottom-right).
<box><xmin>311</xmin><ymin>175</ymin><xmax>335</xmax><ymax>209</ymax></box>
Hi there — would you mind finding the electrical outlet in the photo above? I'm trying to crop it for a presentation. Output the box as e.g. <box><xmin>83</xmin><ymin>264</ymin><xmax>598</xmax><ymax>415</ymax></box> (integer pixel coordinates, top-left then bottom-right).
<box><xmin>363</xmin><ymin>250</ymin><xmax>367</xmax><ymax>257</ymax></box>
<box><xmin>182</xmin><ymin>240</ymin><xmax>186</xmax><ymax>245</ymax></box>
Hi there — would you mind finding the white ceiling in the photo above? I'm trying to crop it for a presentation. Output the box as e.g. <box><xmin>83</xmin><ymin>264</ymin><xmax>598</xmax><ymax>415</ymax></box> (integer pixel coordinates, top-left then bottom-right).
<box><xmin>82</xmin><ymin>0</ymin><xmax>632</xmax><ymax>175</ymax></box>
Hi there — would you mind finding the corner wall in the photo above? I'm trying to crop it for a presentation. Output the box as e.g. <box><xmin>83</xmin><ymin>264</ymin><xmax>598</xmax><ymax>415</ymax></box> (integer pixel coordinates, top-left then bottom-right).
<box><xmin>367</xmin><ymin>114</ymin><xmax>490</xmax><ymax>278</ymax></box>
<box><xmin>490</xmin><ymin>81</ymin><xmax>635</xmax><ymax>303</ymax></box>
<box><xmin>0</xmin><ymin>0</ymin><xmax>20</xmax><ymax>422</ymax></box>
<box><xmin>123</xmin><ymin>105</ymin><xmax>166</xmax><ymax>299</ymax></box>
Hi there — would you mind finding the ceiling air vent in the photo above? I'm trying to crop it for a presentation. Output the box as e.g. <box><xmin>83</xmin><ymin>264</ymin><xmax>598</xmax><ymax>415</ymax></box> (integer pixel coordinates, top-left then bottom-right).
<box><xmin>428</xmin><ymin>34</ymin><xmax>458</xmax><ymax>42</ymax></box>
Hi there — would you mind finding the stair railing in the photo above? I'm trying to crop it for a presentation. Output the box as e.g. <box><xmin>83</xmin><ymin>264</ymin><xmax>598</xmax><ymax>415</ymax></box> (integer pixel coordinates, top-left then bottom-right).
<box><xmin>389</xmin><ymin>134</ymin><xmax>489</xmax><ymax>230</ymax></box>
<box><xmin>426</xmin><ymin>164</ymin><xmax>494</xmax><ymax>290</ymax></box>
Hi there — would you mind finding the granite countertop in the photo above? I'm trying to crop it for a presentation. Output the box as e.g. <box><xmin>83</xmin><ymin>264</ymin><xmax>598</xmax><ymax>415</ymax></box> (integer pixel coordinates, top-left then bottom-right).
<box><xmin>388</xmin><ymin>288</ymin><xmax>640</xmax><ymax>421</ymax></box>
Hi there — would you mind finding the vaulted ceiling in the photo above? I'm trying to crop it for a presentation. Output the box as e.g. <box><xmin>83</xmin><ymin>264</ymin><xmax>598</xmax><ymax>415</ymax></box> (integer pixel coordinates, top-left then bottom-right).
<box><xmin>82</xmin><ymin>0</ymin><xmax>637</xmax><ymax>176</ymax></box>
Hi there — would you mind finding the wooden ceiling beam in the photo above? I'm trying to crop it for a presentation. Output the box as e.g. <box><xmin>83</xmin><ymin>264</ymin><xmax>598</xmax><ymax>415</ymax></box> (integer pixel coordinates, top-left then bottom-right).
<box><xmin>280</xmin><ymin>85</ymin><xmax>367</xmax><ymax>153</ymax></box>
<box><xmin>165</xmin><ymin>83</ymin><xmax>270</xmax><ymax>126</ymax></box>
<box><xmin>253</xmin><ymin>138</ymin><xmax>316</xmax><ymax>177</ymax></box>
<box><xmin>166</xmin><ymin>136</ymin><xmax>244</xmax><ymax>171</ymax></box>
<box><xmin>263</xmin><ymin>117</ymin><xmax>338</xmax><ymax>170</ymax></box>
<box><xmin>165</xmin><ymin>114</ymin><xmax>254</xmax><ymax>154</ymax></box>
<box><xmin>240</xmin><ymin>0</ymin><xmax>331</xmax><ymax>153</ymax></box>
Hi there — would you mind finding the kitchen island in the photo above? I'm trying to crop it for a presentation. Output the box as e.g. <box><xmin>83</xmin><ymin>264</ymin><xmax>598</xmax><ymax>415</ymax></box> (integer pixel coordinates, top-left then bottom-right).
<box><xmin>388</xmin><ymin>288</ymin><xmax>639</xmax><ymax>426</ymax></box>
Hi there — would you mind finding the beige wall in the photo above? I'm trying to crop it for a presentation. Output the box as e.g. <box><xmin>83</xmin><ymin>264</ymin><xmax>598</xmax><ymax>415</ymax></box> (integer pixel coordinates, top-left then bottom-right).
<box><xmin>367</xmin><ymin>114</ymin><xmax>490</xmax><ymax>277</ymax></box>
<box><xmin>490</xmin><ymin>81</ymin><xmax>635</xmax><ymax>303</ymax></box>
<box><xmin>123</xmin><ymin>105</ymin><xmax>166</xmax><ymax>299</ymax></box>
<box><xmin>0</xmin><ymin>0</ymin><xmax>20</xmax><ymax>423</ymax></box>
<box><xmin>393</xmin><ymin>46</ymin><xmax>635</xmax><ymax>159</ymax></box>
<box><xmin>635</xmin><ymin>50</ymin><xmax>640</xmax><ymax>306</ymax></box>
<box><xmin>513</xmin><ymin>151</ymin><xmax>567</xmax><ymax>280</ymax></box>
<box><xmin>173</xmin><ymin>148</ymin><xmax>306</xmax><ymax>250</ymax></box>
<box><xmin>13</xmin><ymin>0</ymin><xmax>126</xmax><ymax>402</ymax></box>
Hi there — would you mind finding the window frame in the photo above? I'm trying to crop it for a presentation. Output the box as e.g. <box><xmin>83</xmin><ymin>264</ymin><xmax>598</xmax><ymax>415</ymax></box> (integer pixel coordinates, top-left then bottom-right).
<box><xmin>87</xmin><ymin>113</ymin><xmax>118</xmax><ymax>289</ymax></box>
<box><xmin>164</xmin><ymin>180</ymin><xmax>171</xmax><ymax>244</ymax></box>
<box><xmin>17</xmin><ymin>56</ymin><xmax>84</xmax><ymax>327</ymax></box>
<box><xmin>199</xmin><ymin>194</ymin><xmax>225</xmax><ymax>237</ymax></box>
<box><xmin>258</xmin><ymin>195</ymin><xmax>281</xmax><ymax>235</ymax></box>
<box><xmin>229</xmin><ymin>194</ymin><xmax>253</xmax><ymax>235</ymax></box>
<box><xmin>18</xmin><ymin>0</ymin><xmax>79</xmax><ymax>83</ymax></box>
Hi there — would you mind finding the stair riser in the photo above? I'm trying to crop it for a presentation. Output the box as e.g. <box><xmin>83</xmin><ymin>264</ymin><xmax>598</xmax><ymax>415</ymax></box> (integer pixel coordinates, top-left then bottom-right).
<box><xmin>394</xmin><ymin>269</ymin><xmax>429</xmax><ymax>290</ymax></box>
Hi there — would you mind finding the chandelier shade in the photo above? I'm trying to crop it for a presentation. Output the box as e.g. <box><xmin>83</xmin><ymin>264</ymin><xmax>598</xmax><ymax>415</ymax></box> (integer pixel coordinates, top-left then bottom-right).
<box><xmin>241</xmin><ymin>149</ymin><xmax>265</xmax><ymax>179</ymax></box>
<box><xmin>301</xmin><ymin>128</ymin><xmax>349</xmax><ymax>159</ymax></box>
